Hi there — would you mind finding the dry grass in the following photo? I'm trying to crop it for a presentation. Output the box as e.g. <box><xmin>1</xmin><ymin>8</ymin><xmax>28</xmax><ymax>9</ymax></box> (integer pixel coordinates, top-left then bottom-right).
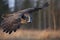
<box><xmin>0</xmin><ymin>29</ymin><xmax>60</xmax><ymax>40</ymax></box>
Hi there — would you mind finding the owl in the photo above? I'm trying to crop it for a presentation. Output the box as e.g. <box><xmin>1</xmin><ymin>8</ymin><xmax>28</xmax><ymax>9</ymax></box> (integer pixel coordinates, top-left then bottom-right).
<box><xmin>0</xmin><ymin>2</ymin><xmax>49</xmax><ymax>34</ymax></box>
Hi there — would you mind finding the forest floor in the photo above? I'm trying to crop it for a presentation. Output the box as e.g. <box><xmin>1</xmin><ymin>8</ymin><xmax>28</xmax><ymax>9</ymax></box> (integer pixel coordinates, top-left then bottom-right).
<box><xmin>0</xmin><ymin>29</ymin><xmax>60</xmax><ymax>40</ymax></box>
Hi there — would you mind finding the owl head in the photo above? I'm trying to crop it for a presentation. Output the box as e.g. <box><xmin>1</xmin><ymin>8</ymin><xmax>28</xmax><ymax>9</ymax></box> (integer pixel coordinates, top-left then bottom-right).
<box><xmin>20</xmin><ymin>12</ymin><xmax>32</xmax><ymax>24</ymax></box>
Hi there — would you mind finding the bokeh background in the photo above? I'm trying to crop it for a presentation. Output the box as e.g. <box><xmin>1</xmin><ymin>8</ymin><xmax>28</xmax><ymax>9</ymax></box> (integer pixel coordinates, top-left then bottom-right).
<box><xmin>0</xmin><ymin>0</ymin><xmax>60</xmax><ymax>40</ymax></box>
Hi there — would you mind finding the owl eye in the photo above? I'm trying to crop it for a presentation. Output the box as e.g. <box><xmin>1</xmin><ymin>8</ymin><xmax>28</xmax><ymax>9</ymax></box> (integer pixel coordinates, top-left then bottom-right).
<box><xmin>21</xmin><ymin>14</ymin><xmax>27</xmax><ymax>20</ymax></box>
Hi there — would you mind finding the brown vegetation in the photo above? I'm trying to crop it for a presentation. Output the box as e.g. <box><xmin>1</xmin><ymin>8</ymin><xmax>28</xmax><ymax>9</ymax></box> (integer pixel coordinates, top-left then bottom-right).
<box><xmin>0</xmin><ymin>29</ymin><xmax>60</xmax><ymax>40</ymax></box>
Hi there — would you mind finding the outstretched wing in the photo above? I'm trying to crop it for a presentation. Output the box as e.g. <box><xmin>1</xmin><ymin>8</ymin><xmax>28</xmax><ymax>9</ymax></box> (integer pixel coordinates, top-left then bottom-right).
<box><xmin>0</xmin><ymin>13</ymin><xmax>21</xmax><ymax>34</ymax></box>
<box><xmin>0</xmin><ymin>2</ymin><xmax>49</xmax><ymax>34</ymax></box>
<box><xmin>19</xmin><ymin>2</ymin><xmax>49</xmax><ymax>13</ymax></box>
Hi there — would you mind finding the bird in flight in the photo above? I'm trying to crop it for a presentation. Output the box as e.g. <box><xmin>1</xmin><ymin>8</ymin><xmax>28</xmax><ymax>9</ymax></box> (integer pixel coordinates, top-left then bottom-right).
<box><xmin>0</xmin><ymin>2</ymin><xmax>49</xmax><ymax>34</ymax></box>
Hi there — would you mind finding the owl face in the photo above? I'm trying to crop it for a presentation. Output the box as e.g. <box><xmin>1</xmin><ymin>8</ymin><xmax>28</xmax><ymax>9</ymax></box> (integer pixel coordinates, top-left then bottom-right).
<box><xmin>20</xmin><ymin>13</ymin><xmax>32</xmax><ymax>24</ymax></box>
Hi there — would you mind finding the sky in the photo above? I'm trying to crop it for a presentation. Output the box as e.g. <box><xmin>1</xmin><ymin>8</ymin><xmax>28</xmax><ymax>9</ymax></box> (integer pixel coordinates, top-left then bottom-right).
<box><xmin>8</xmin><ymin>0</ymin><xmax>15</xmax><ymax>8</ymax></box>
<box><xmin>8</xmin><ymin>0</ymin><xmax>15</xmax><ymax>12</ymax></box>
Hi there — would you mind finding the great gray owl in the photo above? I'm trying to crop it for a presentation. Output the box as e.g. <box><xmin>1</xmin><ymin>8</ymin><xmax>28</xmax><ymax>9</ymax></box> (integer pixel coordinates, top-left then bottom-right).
<box><xmin>0</xmin><ymin>2</ymin><xmax>49</xmax><ymax>34</ymax></box>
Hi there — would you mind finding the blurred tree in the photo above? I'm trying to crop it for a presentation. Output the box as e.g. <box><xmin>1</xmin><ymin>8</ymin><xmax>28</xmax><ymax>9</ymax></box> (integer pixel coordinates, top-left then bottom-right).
<box><xmin>0</xmin><ymin>0</ymin><xmax>8</xmax><ymax>23</ymax></box>
<box><xmin>55</xmin><ymin>0</ymin><xmax>60</xmax><ymax>29</ymax></box>
<box><xmin>36</xmin><ymin>0</ymin><xmax>41</xmax><ymax>29</ymax></box>
<box><xmin>22</xmin><ymin>0</ymin><xmax>32</xmax><ymax>9</ymax></box>
<box><xmin>15</xmin><ymin>0</ymin><xmax>24</xmax><ymax>11</ymax></box>
<box><xmin>50</xmin><ymin>0</ymin><xmax>56</xmax><ymax>30</ymax></box>
<box><xmin>48</xmin><ymin>0</ymin><xmax>52</xmax><ymax>29</ymax></box>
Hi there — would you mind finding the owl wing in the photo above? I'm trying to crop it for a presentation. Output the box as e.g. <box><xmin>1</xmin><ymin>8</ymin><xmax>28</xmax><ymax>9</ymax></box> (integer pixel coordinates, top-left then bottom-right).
<box><xmin>0</xmin><ymin>13</ymin><xmax>21</xmax><ymax>34</ymax></box>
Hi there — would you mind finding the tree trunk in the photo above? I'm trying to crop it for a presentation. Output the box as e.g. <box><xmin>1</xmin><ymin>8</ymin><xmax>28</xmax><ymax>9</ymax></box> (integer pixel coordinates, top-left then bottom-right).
<box><xmin>51</xmin><ymin>0</ymin><xmax>56</xmax><ymax>30</ymax></box>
